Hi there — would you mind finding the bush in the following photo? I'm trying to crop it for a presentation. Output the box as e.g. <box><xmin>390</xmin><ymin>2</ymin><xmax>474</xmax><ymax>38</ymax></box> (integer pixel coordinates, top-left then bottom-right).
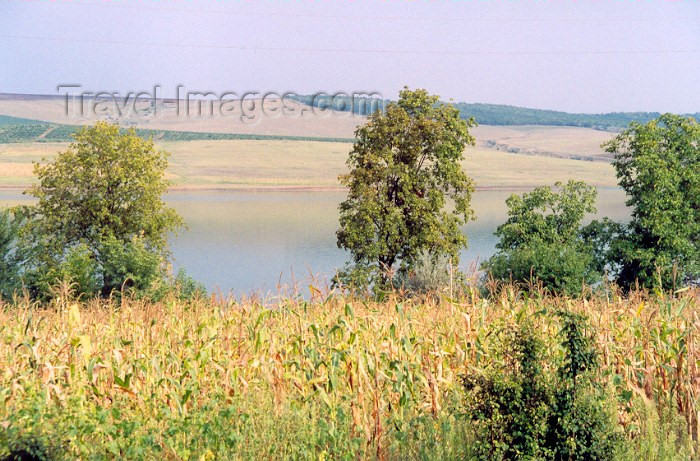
<box><xmin>462</xmin><ymin>311</ymin><xmax>620</xmax><ymax>460</ymax></box>
<box><xmin>0</xmin><ymin>209</ymin><xmax>21</xmax><ymax>301</ymax></box>
<box><xmin>397</xmin><ymin>250</ymin><xmax>459</xmax><ymax>298</ymax></box>
<box><xmin>58</xmin><ymin>243</ymin><xmax>101</xmax><ymax>299</ymax></box>
<box><xmin>170</xmin><ymin>268</ymin><xmax>208</xmax><ymax>301</ymax></box>
<box><xmin>100</xmin><ymin>235</ymin><xmax>163</xmax><ymax>297</ymax></box>
<box><xmin>0</xmin><ymin>426</ymin><xmax>62</xmax><ymax>461</ymax></box>
<box><xmin>485</xmin><ymin>241</ymin><xmax>597</xmax><ymax>296</ymax></box>
<box><xmin>462</xmin><ymin>321</ymin><xmax>552</xmax><ymax>459</ymax></box>
<box><xmin>482</xmin><ymin>181</ymin><xmax>601</xmax><ymax>296</ymax></box>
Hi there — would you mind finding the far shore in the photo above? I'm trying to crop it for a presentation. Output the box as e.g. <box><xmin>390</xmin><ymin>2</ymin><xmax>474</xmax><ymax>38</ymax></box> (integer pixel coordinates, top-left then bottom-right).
<box><xmin>0</xmin><ymin>183</ymin><xmax>599</xmax><ymax>194</ymax></box>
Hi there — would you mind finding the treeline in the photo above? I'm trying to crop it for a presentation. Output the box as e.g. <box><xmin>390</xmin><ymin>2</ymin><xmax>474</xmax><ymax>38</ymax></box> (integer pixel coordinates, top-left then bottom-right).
<box><xmin>0</xmin><ymin>115</ymin><xmax>352</xmax><ymax>144</ymax></box>
<box><xmin>288</xmin><ymin>93</ymin><xmax>699</xmax><ymax>131</ymax></box>
<box><xmin>453</xmin><ymin>103</ymin><xmax>700</xmax><ymax>130</ymax></box>
<box><xmin>334</xmin><ymin>89</ymin><xmax>699</xmax><ymax>296</ymax></box>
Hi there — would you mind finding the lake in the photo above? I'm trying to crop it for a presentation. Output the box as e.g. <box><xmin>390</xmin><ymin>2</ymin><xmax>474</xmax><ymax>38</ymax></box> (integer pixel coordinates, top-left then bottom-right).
<box><xmin>0</xmin><ymin>188</ymin><xmax>630</xmax><ymax>295</ymax></box>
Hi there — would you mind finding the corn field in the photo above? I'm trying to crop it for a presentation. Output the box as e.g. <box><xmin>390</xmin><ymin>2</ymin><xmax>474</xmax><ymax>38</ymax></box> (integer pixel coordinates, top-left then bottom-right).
<box><xmin>0</xmin><ymin>287</ymin><xmax>698</xmax><ymax>460</ymax></box>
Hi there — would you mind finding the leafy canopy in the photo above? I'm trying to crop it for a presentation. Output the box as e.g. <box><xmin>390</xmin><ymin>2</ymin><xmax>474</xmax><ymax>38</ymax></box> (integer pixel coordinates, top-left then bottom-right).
<box><xmin>336</xmin><ymin>87</ymin><xmax>476</xmax><ymax>288</ymax></box>
<box><xmin>483</xmin><ymin>181</ymin><xmax>601</xmax><ymax>295</ymax></box>
<box><xmin>603</xmin><ymin>114</ymin><xmax>699</xmax><ymax>290</ymax></box>
<box><xmin>19</xmin><ymin>122</ymin><xmax>183</xmax><ymax>297</ymax></box>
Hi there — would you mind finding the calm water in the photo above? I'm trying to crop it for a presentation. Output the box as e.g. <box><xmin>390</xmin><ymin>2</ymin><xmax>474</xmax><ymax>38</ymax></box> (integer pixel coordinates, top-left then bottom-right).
<box><xmin>0</xmin><ymin>189</ymin><xmax>630</xmax><ymax>295</ymax></box>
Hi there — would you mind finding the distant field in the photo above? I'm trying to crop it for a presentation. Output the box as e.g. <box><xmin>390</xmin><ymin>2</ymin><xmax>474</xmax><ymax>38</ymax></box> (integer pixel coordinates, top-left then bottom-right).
<box><xmin>474</xmin><ymin>125</ymin><xmax>615</xmax><ymax>161</ymax></box>
<box><xmin>0</xmin><ymin>139</ymin><xmax>618</xmax><ymax>190</ymax></box>
<box><xmin>0</xmin><ymin>94</ymin><xmax>615</xmax><ymax>160</ymax></box>
<box><xmin>0</xmin><ymin>96</ymin><xmax>364</xmax><ymax>138</ymax></box>
<box><xmin>0</xmin><ymin>94</ymin><xmax>620</xmax><ymax>189</ymax></box>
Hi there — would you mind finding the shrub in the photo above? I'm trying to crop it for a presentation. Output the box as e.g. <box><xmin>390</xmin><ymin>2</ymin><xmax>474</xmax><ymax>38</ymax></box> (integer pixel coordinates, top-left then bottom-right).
<box><xmin>0</xmin><ymin>427</ymin><xmax>62</xmax><ymax>461</ymax></box>
<box><xmin>462</xmin><ymin>310</ymin><xmax>620</xmax><ymax>460</ymax></box>
<box><xmin>0</xmin><ymin>209</ymin><xmax>21</xmax><ymax>301</ymax></box>
<box><xmin>100</xmin><ymin>235</ymin><xmax>164</xmax><ymax>297</ymax></box>
<box><xmin>462</xmin><ymin>321</ymin><xmax>552</xmax><ymax>459</ymax></box>
<box><xmin>170</xmin><ymin>268</ymin><xmax>208</xmax><ymax>301</ymax></box>
<box><xmin>58</xmin><ymin>243</ymin><xmax>101</xmax><ymax>299</ymax></box>
<box><xmin>485</xmin><ymin>241</ymin><xmax>597</xmax><ymax>296</ymax></box>
<box><xmin>397</xmin><ymin>250</ymin><xmax>459</xmax><ymax>298</ymax></box>
<box><xmin>482</xmin><ymin>181</ymin><xmax>601</xmax><ymax>295</ymax></box>
<box><xmin>545</xmin><ymin>311</ymin><xmax>620</xmax><ymax>460</ymax></box>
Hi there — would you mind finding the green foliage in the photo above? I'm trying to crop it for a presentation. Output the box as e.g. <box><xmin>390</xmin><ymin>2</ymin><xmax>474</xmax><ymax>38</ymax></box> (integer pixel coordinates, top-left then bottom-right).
<box><xmin>0</xmin><ymin>429</ymin><xmax>63</xmax><ymax>461</ymax></box>
<box><xmin>452</xmin><ymin>104</ymin><xmax>700</xmax><ymax>131</ymax></box>
<box><xmin>462</xmin><ymin>322</ymin><xmax>552</xmax><ymax>459</ymax></box>
<box><xmin>546</xmin><ymin>311</ymin><xmax>620</xmax><ymax>460</ymax></box>
<box><xmin>615</xmin><ymin>401</ymin><xmax>693</xmax><ymax>461</ymax></box>
<box><xmin>462</xmin><ymin>311</ymin><xmax>620</xmax><ymax>460</ymax></box>
<box><xmin>485</xmin><ymin>242</ymin><xmax>597</xmax><ymax>296</ymax></box>
<box><xmin>336</xmin><ymin>87</ymin><xmax>476</xmax><ymax>290</ymax></box>
<box><xmin>18</xmin><ymin>122</ymin><xmax>183</xmax><ymax>299</ymax></box>
<box><xmin>483</xmin><ymin>181</ymin><xmax>601</xmax><ymax>295</ymax></box>
<box><xmin>100</xmin><ymin>235</ymin><xmax>164</xmax><ymax>297</ymax></box>
<box><xmin>170</xmin><ymin>268</ymin><xmax>207</xmax><ymax>301</ymax></box>
<box><xmin>602</xmin><ymin>114</ymin><xmax>699</xmax><ymax>290</ymax></box>
<box><xmin>0</xmin><ymin>209</ymin><xmax>21</xmax><ymax>300</ymax></box>
<box><xmin>579</xmin><ymin>217</ymin><xmax>626</xmax><ymax>275</ymax></box>
<box><xmin>59</xmin><ymin>243</ymin><xmax>101</xmax><ymax>298</ymax></box>
<box><xmin>288</xmin><ymin>93</ymin><xmax>700</xmax><ymax>130</ymax></box>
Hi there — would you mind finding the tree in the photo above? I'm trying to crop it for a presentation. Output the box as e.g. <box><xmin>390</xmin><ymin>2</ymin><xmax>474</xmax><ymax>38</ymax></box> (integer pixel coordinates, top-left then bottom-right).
<box><xmin>483</xmin><ymin>181</ymin><xmax>601</xmax><ymax>295</ymax></box>
<box><xmin>602</xmin><ymin>114</ymin><xmax>699</xmax><ymax>290</ymax></box>
<box><xmin>336</xmin><ymin>88</ymin><xmax>476</xmax><ymax>289</ymax></box>
<box><xmin>19</xmin><ymin>122</ymin><xmax>183</xmax><ymax>298</ymax></box>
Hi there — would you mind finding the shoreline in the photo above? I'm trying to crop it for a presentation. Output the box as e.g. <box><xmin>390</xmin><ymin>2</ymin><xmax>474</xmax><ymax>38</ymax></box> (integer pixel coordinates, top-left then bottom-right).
<box><xmin>0</xmin><ymin>183</ymin><xmax>607</xmax><ymax>193</ymax></box>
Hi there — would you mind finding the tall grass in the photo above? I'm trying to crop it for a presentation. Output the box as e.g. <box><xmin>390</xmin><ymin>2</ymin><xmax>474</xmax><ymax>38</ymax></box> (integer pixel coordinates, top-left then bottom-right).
<box><xmin>0</xmin><ymin>287</ymin><xmax>697</xmax><ymax>460</ymax></box>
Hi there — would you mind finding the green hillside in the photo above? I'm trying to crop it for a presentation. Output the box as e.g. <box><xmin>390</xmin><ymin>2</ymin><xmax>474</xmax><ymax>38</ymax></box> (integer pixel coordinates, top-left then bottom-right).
<box><xmin>288</xmin><ymin>94</ymin><xmax>699</xmax><ymax>131</ymax></box>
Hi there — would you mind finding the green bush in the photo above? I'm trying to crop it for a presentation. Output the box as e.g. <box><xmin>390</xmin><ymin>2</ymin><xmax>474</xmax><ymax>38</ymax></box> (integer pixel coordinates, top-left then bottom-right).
<box><xmin>545</xmin><ymin>311</ymin><xmax>620</xmax><ymax>460</ymax></box>
<box><xmin>0</xmin><ymin>209</ymin><xmax>21</xmax><ymax>301</ymax></box>
<box><xmin>59</xmin><ymin>243</ymin><xmax>101</xmax><ymax>299</ymax></box>
<box><xmin>170</xmin><ymin>268</ymin><xmax>207</xmax><ymax>301</ymax></box>
<box><xmin>462</xmin><ymin>322</ymin><xmax>552</xmax><ymax>459</ymax></box>
<box><xmin>462</xmin><ymin>311</ymin><xmax>620</xmax><ymax>460</ymax></box>
<box><xmin>0</xmin><ymin>431</ymin><xmax>62</xmax><ymax>461</ymax></box>
<box><xmin>484</xmin><ymin>241</ymin><xmax>597</xmax><ymax>296</ymax></box>
<box><xmin>100</xmin><ymin>236</ymin><xmax>163</xmax><ymax>297</ymax></box>
<box><xmin>483</xmin><ymin>181</ymin><xmax>601</xmax><ymax>295</ymax></box>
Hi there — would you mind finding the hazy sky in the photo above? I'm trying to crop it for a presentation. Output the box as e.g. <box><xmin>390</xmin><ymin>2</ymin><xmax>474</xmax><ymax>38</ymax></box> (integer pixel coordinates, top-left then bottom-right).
<box><xmin>1</xmin><ymin>0</ymin><xmax>698</xmax><ymax>113</ymax></box>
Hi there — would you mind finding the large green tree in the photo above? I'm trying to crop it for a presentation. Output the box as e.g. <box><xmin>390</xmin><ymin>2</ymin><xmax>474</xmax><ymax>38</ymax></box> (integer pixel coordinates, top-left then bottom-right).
<box><xmin>603</xmin><ymin>114</ymin><xmax>699</xmax><ymax>290</ymax></box>
<box><xmin>483</xmin><ymin>181</ymin><xmax>601</xmax><ymax>295</ymax></box>
<box><xmin>336</xmin><ymin>88</ymin><xmax>476</xmax><ymax>288</ymax></box>
<box><xmin>19</xmin><ymin>122</ymin><xmax>183</xmax><ymax>297</ymax></box>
